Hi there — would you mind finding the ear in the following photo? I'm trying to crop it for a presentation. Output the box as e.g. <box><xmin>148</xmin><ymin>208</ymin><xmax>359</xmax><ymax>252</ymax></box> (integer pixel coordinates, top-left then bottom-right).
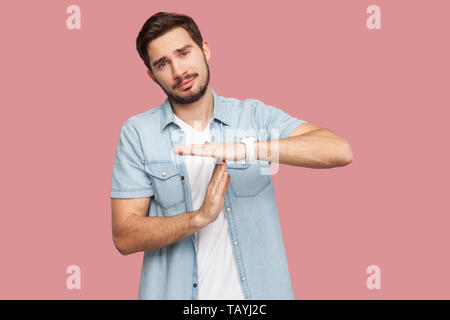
<box><xmin>202</xmin><ymin>40</ymin><xmax>211</xmax><ymax>61</ymax></box>
<box><xmin>147</xmin><ymin>69</ymin><xmax>157</xmax><ymax>83</ymax></box>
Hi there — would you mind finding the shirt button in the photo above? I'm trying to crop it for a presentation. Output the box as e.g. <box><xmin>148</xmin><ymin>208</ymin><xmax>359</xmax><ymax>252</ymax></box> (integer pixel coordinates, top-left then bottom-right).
<box><xmin>193</xmin><ymin>283</ymin><xmax>198</xmax><ymax>288</ymax></box>
<box><xmin>162</xmin><ymin>172</ymin><xmax>166</xmax><ymax>177</ymax></box>
<box><xmin>226</xmin><ymin>207</ymin><xmax>231</xmax><ymax>212</ymax></box>
<box><xmin>241</xmin><ymin>277</ymin><xmax>246</xmax><ymax>282</ymax></box>
<box><xmin>181</xmin><ymin>175</ymin><xmax>185</xmax><ymax>180</ymax></box>
<box><xmin>241</xmin><ymin>160</ymin><xmax>246</xmax><ymax>164</ymax></box>
<box><xmin>233</xmin><ymin>241</ymin><xmax>238</xmax><ymax>246</ymax></box>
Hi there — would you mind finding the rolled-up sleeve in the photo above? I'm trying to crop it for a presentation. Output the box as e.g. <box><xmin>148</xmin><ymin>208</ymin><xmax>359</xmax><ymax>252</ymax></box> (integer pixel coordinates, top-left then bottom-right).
<box><xmin>252</xmin><ymin>100</ymin><xmax>308</xmax><ymax>140</ymax></box>
<box><xmin>110</xmin><ymin>121</ymin><xmax>153</xmax><ymax>198</ymax></box>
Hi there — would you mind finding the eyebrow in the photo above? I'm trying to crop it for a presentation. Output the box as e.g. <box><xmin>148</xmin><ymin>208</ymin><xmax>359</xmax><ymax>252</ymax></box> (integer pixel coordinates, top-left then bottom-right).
<box><xmin>151</xmin><ymin>44</ymin><xmax>194</xmax><ymax>68</ymax></box>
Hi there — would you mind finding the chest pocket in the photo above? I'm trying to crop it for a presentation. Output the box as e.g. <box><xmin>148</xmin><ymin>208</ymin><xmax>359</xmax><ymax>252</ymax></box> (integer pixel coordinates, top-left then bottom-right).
<box><xmin>144</xmin><ymin>161</ymin><xmax>185</xmax><ymax>210</ymax></box>
<box><xmin>226</xmin><ymin>161</ymin><xmax>272</xmax><ymax>197</ymax></box>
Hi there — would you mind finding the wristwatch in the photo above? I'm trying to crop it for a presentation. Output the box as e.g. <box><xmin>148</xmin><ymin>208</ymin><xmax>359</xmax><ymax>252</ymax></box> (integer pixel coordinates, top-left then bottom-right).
<box><xmin>240</xmin><ymin>136</ymin><xmax>257</xmax><ymax>162</ymax></box>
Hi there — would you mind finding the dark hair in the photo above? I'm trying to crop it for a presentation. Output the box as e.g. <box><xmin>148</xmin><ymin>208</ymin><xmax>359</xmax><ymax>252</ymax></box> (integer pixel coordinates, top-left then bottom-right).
<box><xmin>136</xmin><ymin>12</ymin><xmax>204</xmax><ymax>73</ymax></box>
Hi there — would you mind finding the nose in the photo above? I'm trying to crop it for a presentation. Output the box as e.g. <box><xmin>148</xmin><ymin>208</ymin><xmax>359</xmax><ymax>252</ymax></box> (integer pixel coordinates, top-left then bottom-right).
<box><xmin>172</xmin><ymin>60</ymin><xmax>187</xmax><ymax>82</ymax></box>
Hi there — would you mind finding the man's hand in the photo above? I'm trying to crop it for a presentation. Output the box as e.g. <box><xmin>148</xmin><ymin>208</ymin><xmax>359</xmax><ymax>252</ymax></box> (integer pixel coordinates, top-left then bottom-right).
<box><xmin>173</xmin><ymin>142</ymin><xmax>246</xmax><ymax>161</ymax></box>
<box><xmin>195</xmin><ymin>161</ymin><xmax>230</xmax><ymax>227</ymax></box>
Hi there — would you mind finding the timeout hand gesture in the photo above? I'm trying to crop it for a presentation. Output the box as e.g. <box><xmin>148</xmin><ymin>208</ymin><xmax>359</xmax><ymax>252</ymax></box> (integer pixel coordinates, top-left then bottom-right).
<box><xmin>173</xmin><ymin>141</ymin><xmax>246</xmax><ymax>161</ymax></box>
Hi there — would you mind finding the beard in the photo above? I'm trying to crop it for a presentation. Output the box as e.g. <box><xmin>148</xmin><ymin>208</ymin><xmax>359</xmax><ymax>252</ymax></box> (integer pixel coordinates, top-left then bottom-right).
<box><xmin>156</xmin><ymin>55</ymin><xmax>210</xmax><ymax>105</ymax></box>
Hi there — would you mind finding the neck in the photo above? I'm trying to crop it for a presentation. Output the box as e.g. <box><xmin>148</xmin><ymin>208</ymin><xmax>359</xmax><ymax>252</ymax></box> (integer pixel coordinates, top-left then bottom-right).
<box><xmin>170</xmin><ymin>85</ymin><xmax>213</xmax><ymax>131</ymax></box>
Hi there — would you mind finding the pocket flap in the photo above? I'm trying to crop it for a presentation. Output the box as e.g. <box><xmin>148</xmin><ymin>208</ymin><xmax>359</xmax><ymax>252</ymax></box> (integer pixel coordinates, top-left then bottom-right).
<box><xmin>226</xmin><ymin>159</ymin><xmax>270</xmax><ymax>170</ymax></box>
<box><xmin>144</xmin><ymin>161</ymin><xmax>180</xmax><ymax>180</ymax></box>
<box><xmin>226</xmin><ymin>160</ymin><xmax>251</xmax><ymax>170</ymax></box>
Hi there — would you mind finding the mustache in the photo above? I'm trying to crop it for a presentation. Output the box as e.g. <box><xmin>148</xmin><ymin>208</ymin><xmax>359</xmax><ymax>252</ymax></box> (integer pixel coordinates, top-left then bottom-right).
<box><xmin>174</xmin><ymin>73</ymin><xmax>199</xmax><ymax>89</ymax></box>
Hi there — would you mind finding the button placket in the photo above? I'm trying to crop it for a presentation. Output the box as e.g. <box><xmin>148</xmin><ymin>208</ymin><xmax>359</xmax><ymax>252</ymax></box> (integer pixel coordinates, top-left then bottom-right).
<box><xmin>223</xmin><ymin>200</ymin><xmax>250</xmax><ymax>299</ymax></box>
<box><xmin>172</xmin><ymin>126</ymin><xmax>199</xmax><ymax>299</ymax></box>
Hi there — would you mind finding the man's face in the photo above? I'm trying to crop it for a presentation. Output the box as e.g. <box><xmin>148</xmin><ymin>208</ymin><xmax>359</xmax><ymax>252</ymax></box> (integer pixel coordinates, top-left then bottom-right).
<box><xmin>147</xmin><ymin>27</ymin><xmax>210</xmax><ymax>104</ymax></box>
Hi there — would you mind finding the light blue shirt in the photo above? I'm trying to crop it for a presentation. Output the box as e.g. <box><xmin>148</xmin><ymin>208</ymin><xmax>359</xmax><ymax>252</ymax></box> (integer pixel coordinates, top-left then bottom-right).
<box><xmin>110</xmin><ymin>89</ymin><xmax>307</xmax><ymax>299</ymax></box>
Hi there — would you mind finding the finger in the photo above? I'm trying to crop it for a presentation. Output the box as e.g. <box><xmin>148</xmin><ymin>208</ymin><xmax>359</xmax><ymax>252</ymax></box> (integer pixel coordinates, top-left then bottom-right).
<box><xmin>209</xmin><ymin>161</ymin><xmax>228</xmax><ymax>197</ymax></box>
<box><xmin>211</xmin><ymin>161</ymin><xmax>221</xmax><ymax>177</ymax></box>
<box><xmin>217</xmin><ymin>163</ymin><xmax>227</xmax><ymax>185</ymax></box>
<box><xmin>216</xmin><ymin>162</ymin><xmax>227</xmax><ymax>180</ymax></box>
<box><xmin>210</xmin><ymin>166</ymin><xmax>223</xmax><ymax>194</ymax></box>
<box><xmin>209</xmin><ymin>165</ymin><xmax>222</xmax><ymax>193</ymax></box>
<box><xmin>219</xmin><ymin>170</ymin><xmax>230</xmax><ymax>196</ymax></box>
<box><xmin>190</xmin><ymin>144</ymin><xmax>201</xmax><ymax>156</ymax></box>
<box><xmin>192</xmin><ymin>144</ymin><xmax>211</xmax><ymax>157</ymax></box>
<box><xmin>212</xmin><ymin>163</ymin><xmax>225</xmax><ymax>183</ymax></box>
<box><xmin>174</xmin><ymin>145</ymin><xmax>191</xmax><ymax>155</ymax></box>
<box><xmin>212</xmin><ymin>161</ymin><xmax>226</xmax><ymax>177</ymax></box>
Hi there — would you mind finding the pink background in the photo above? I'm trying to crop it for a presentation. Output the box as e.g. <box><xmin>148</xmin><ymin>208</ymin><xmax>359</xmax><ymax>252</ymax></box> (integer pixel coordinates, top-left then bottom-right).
<box><xmin>0</xmin><ymin>0</ymin><xmax>449</xmax><ymax>299</ymax></box>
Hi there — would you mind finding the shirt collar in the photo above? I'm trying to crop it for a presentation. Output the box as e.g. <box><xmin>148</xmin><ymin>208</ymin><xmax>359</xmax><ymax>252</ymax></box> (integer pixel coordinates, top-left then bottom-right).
<box><xmin>160</xmin><ymin>88</ymin><xmax>230</xmax><ymax>133</ymax></box>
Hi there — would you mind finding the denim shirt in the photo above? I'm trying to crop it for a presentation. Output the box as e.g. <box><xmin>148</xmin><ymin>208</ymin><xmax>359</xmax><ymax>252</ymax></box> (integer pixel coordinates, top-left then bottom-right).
<box><xmin>110</xmin><ymin>88</ymin><xmax>307</xmax><ymax>299</ymax></box>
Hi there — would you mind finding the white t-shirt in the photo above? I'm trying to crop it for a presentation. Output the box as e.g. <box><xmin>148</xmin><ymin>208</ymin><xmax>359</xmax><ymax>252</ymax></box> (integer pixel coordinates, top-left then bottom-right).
<box><xmin>173</xmin><ymin>113</ymin><xmax>245</xmax><ymax>300</ymax></box>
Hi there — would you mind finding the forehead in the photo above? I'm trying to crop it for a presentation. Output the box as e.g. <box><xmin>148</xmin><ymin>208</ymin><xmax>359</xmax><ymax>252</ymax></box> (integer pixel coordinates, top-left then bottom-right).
<box><xmin>147</xmin><ymin>27</ymin><xmax>196</xmax><ymax>62</ymax></box>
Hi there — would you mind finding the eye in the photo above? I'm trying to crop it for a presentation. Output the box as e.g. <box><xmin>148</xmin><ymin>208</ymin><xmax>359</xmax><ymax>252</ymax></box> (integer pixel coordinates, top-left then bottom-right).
<box><xmin>158</xmin><ymin>62</ymin><xmax>167</xmax><ymax>69</ymax></box>
<box><xmin>181</xmin><ymin>51</ymin><xmax>190</xmax><ymax>56</ymax></box>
